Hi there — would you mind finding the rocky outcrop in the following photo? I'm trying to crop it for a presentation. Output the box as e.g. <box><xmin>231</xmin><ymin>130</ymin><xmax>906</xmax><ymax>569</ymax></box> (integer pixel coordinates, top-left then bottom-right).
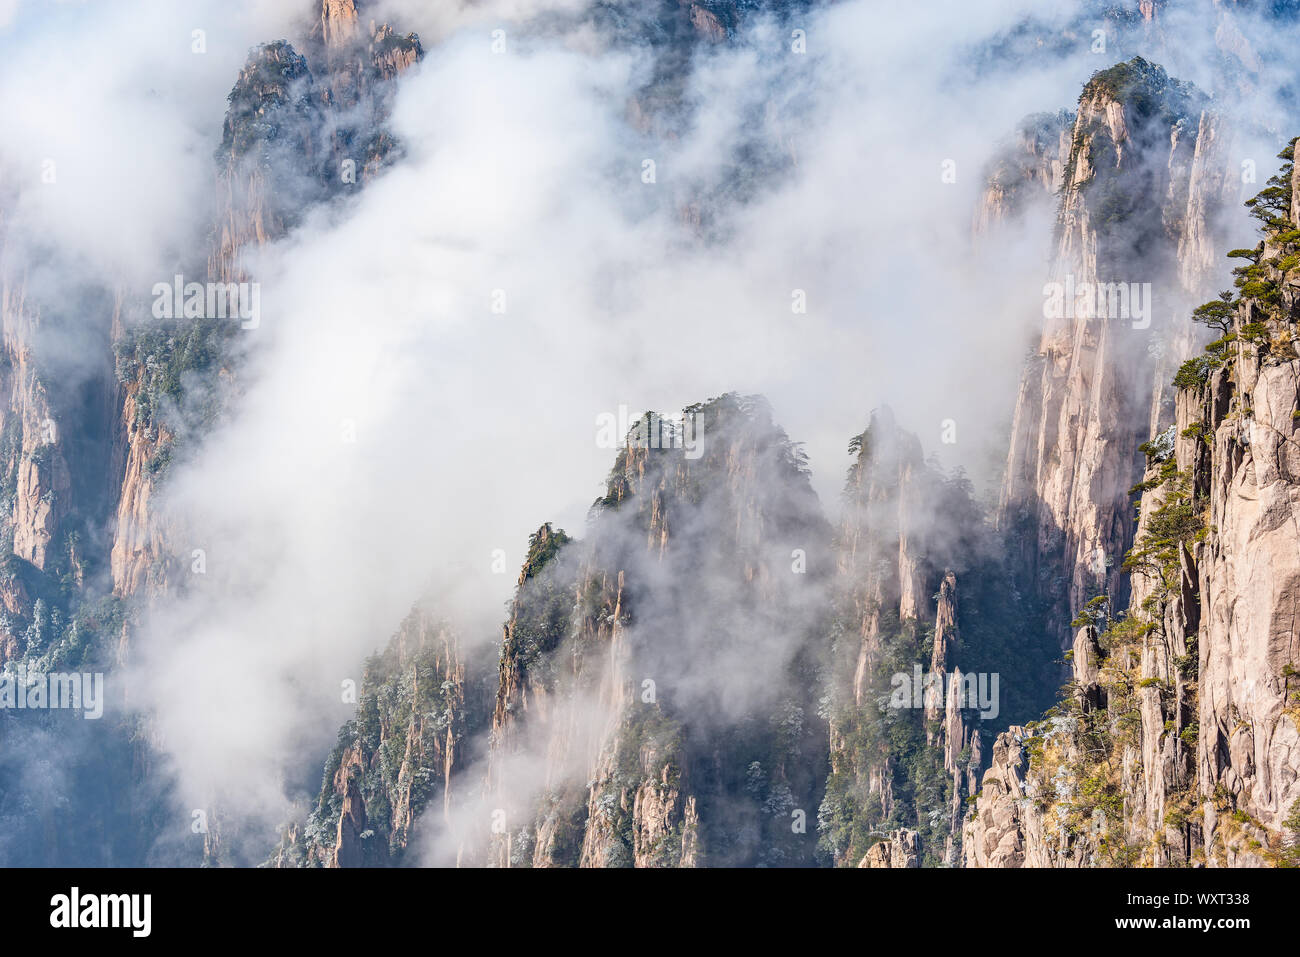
<box><xmin>1183</xmin><ymin>265</ymin><xmax>1300</xmax><ymax>864</ymax></box>
<box><xmin>112</xmin><ymin>2</ymin><xmax>423</xmax><ymax>617</ymax></box>
<box><xmin>330</xmin><ymin>743</ymin><xmax>370</xmax><ymax>868</ymax></box>
<box><xmin>482</xmin><ymin>395</ymin><xmax>831</xmax><ymax>867</ymax></box>
<box><xmin>997</xmin><ymin>59</ymin><xmax>1234</xmax><ymax>653</ymax></box>
<box><xmin>973</xmin><ymin>110</ymin><xmax>1073</xmax><ymax>233</ymax></box>
<box><xmin>108</xmin><ymin>366</ymin><xmax>172</xmax><ymax>604</ymax></box>
<box><xmin>859</xmin><ymin>828</ymin><xmax>920</xmax><ymax>868</ymax></box>
<box><xmin>282</xmin><ymin>609</ymin><xmax>467</xmax><ymax>868</ymax></box>
<box><xmin>962</xmin><ymin>727</ymin><xmax>1047</xmax><ymax>868</ymax></box>
<box><xmin>0</xmin><ymin>227</ymin><xmax>108</xmax><ymax>666</ymax></box>
<box><xmin>821</xmin><ymin>410</ymin><xmax>1024</xmax><ymax>867</ymax></box>
<box><xmin>320</xmin><ymin>0</ymin><xmax>362</xmax><ymax>51</ymax></box>
<box><xmin>962</xmin><ymin>650</ymin><xmax>1105</xmax><ymax>868</ymax></box>
<box><xmin>2</xmin><ymin>294</ymin><xmax>70</xmax><ymax>574</ymax></box>
<box><xmin>838</xmin><ymin>413</ymin><xmax>935</xmax><ymax>708</ymax></box>
<box><xmin>965</xmin><ymin>138</ymin><xmax>1300</xmax><ymax>868</ymax></box>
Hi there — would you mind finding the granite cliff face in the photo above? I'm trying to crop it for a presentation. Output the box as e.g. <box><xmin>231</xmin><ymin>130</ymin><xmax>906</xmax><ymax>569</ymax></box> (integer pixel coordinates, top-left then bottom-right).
<box><xmin>274</xmin><ymin>609</ymin><xmax>471</xmax><ymax>868</ymax></box>
<box><xmin>973</xmin><ymin>110</ymin><xmax>1074</xmax><ymax>234</ymax></box>
<box><xmin>960</xmin><ymin>57</ymin><xmax>1300</xmax><ymax>871</ymax></box>
<box><xmin>965</xmin><ymin>139</ymin><xmax>1300</xmax><ymax>869</ymax></box>
<box><xmin>0</xmin><ymin>236</ymin><xmax>113</xmax><ymax>669</ymax></box>
<box><xmin>113</xmin><ymin>3</ymin><xmax>422</xmax><ymax>620</ymax></box>
<box><xmin>996</xmin><ymin>59</ymin><xmax>1235</xmax><ymax>656</ymax></box>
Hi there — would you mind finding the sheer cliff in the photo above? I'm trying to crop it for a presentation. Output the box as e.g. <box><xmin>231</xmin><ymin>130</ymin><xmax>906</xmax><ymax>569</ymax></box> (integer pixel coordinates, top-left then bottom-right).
<box><xmin>273</xmin><ymin>608</ymin><xmax>474</xmax><ymax>868</ymax></box>
<box><xmin>965</xmin><ymin>141</ymin><xmax>1300</xmax><ymax>868</ymax></box>
<box><xmin>996</xmin><ymin>58</ymin><xmax>1235</xmax><ymax>656</ymax></box>
<box><xmin>116</xmin><ymin>2</ymin><xmax>422</xmax><ymax>611</ymax></box>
